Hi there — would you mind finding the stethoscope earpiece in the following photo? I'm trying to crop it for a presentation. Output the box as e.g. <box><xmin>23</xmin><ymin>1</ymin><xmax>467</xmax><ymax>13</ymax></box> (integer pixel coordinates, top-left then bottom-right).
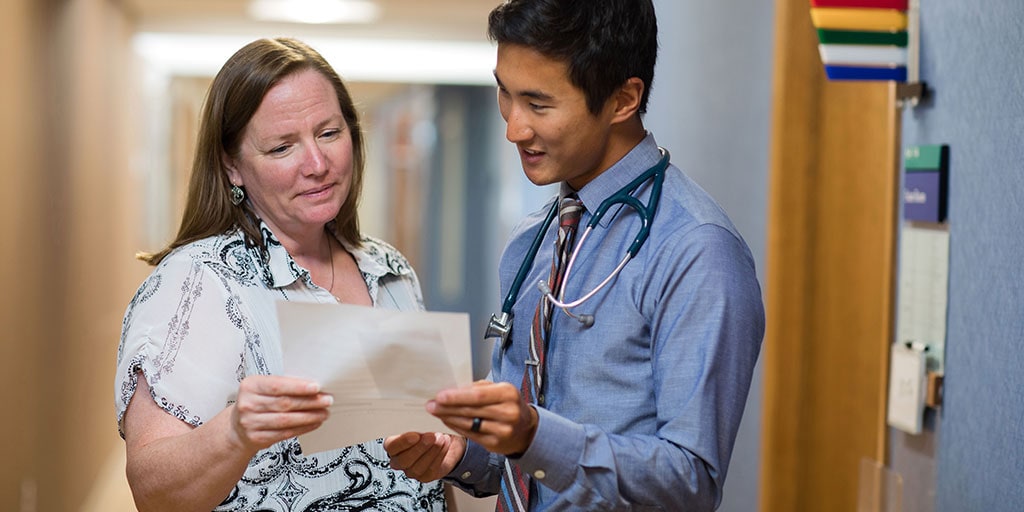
<box><xmin>577</xmin><ymin>314</ymin><xmax>595</xmax><ymax>328</ymax></box>
<box><xmin>537</xmin><ymin>280</ymin><xmax>594</xmax><ymax>328</ymax></box>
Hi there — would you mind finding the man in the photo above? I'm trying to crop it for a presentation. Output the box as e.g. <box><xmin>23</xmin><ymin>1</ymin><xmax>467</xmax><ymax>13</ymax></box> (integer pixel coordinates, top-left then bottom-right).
<box><xmin>386</xmin><ymin>0</ymin><xmax>764</xmax><ymax>510</ymax></box>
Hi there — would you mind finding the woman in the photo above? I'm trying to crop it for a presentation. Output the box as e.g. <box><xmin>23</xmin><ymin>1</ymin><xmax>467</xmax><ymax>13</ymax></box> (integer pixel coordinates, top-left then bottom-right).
<box><xmin>115</xmin><ymin>37</ymin><xmax>446</xmax><ymax>511</ymax></box>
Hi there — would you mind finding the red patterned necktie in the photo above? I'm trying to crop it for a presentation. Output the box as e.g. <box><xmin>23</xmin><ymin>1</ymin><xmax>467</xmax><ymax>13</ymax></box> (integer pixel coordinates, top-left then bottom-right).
<box><xmin>497</xmin><ymin>195</ymin><xmax>583</xmax><ymax>512</ymax></box>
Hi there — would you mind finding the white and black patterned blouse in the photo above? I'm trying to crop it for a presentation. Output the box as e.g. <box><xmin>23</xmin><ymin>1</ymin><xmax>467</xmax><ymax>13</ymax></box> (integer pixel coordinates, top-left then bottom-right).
<box><xmin>115</xmin><ymin>224</ymin><xmax>446</xmax><ymax>511</ymax></box>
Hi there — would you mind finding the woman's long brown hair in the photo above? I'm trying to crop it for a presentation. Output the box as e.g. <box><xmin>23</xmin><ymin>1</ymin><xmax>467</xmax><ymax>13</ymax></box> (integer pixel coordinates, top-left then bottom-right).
<box><xmin>140</xmin><ymin>37</ymin><xmax>365</xmax><ymax>265</ymax></box>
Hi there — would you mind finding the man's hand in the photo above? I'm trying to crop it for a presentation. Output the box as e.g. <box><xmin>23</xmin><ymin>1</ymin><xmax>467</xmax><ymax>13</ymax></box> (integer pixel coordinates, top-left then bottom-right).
<box><xmin>428</xmin><ymin>380</ymin><xmax>538</xmax><ymax>456</ymax></box>
<box><xmin>384</xmin><ymin>432</ymin><xmax>465</xmax><ymax>482</ymax></box>
<box><xmin>385</xmin><ymin>380</ymin><xmax>538</xmax><ymax>483</ymax></box>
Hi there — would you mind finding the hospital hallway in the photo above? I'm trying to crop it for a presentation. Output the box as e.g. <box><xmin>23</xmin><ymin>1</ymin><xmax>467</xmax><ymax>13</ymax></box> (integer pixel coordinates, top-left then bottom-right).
<box><xmin>9</xmin><ymin>1</ymin><xmax>1020</xmax><ymax>512</ymax></box>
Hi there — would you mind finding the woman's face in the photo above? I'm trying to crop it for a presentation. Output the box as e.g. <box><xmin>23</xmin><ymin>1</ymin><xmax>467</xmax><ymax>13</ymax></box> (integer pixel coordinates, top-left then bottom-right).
<box><xmin>225</xmin><ymin>68</ymin><xmax>353</xmax><ymax>241</ymax></box>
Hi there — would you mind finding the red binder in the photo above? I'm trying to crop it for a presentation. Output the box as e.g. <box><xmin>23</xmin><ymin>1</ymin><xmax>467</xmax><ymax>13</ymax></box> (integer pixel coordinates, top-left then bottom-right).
<box><xmin>810</xmin><ymin>0</ymin><xmax>908</xmax><ymax>8</ymax></box>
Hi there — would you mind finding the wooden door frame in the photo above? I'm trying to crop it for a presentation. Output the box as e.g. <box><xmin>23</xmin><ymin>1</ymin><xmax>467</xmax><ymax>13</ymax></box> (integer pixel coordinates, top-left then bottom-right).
<box><xmin>760</xmin><ymin>0</ymin><xmax>900</xmax><ymax>510</ymax></box>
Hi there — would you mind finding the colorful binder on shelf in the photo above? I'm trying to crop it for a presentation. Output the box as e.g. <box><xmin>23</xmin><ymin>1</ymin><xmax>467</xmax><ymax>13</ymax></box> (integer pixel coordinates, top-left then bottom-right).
<box><xmin>810</xmin><ymin>0</ymin><xmax>910</xmax><ymax>81</ymax></box>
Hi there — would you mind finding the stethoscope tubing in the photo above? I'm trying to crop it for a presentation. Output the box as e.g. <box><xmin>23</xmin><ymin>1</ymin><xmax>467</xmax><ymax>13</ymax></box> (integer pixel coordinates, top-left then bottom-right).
<box><xmin>487</xmin><ymin>147</ymin><xmax>670</xmax><ymax>342</ymax></box>
<box><xmin>499</xmin><ymin>198</ymin><xmax>560</xmax><ymax>315</ymax></box>
<box><xmin>545</xmin><ymin>148</ymin><xmax>668</xmax><ymax>310</ymax></box>
<box><xmin>551</xmin><ymin>231</ymin><xmax>631</xmax><ymax>309</ymax></box>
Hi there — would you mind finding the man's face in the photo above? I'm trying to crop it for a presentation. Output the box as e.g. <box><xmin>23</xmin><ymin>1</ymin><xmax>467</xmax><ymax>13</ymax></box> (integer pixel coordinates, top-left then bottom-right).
<box><xmin>494</xmin><ymin>44</ymin><xmax>619</xmax><ymax>190</ymax></box>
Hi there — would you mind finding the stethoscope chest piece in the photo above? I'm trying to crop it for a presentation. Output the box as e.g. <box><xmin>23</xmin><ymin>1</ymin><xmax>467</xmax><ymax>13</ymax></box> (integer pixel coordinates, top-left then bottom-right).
<box><xmin>485</xmin><ymin>311</ymin><xmax>513</xmax><ymax>349</ymax></box>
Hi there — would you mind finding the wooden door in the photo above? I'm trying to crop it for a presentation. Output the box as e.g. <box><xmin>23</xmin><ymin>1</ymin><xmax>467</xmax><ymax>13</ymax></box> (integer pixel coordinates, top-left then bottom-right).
<box><xmin>760</xmin><ymin>0</ymin><xmax>900</xmax><ymax>510</ymax></box>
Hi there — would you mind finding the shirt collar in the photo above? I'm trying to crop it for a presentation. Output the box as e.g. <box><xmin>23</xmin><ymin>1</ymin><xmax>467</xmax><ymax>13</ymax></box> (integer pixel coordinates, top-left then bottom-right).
<box><xmin>343</xmin><ymin>236</ymin><xmax>415</xmax><ymax>281</ymax></box>
<box><xmin>562</xmin><ymin>133</ymin><xmax>663</xmax><ymax>228</ymax></box>
<box><xmin>258</xmin><ymin>224</ymin><xmax>299</xmax><ymax>289</ymax></box>
<box><xmin>255</xmin><ymin>221</ymin><xmax>412</xmax><ymax>289</ymax></box>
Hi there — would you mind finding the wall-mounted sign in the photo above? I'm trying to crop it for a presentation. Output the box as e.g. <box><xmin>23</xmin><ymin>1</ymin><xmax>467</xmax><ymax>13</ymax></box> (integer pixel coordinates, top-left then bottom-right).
<box><xmin>903</xmin><ymin>144</ymin><xmax>949</xmax><ymax>223</ymax></box>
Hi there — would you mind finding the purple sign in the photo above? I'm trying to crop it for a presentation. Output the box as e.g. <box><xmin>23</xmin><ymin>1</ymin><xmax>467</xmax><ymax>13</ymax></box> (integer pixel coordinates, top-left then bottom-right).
<box><xmin>903</xmin><ymin>171</ymin><xmax>943</xmax><ymax>223</ymax></box>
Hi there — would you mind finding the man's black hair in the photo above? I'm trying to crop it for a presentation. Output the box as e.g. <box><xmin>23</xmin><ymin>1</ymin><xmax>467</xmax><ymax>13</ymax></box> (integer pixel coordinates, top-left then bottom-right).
<box><xmin>488</xmin><ymin>0</ymin><xmax>659</xmax><ymax>115</ymax></box>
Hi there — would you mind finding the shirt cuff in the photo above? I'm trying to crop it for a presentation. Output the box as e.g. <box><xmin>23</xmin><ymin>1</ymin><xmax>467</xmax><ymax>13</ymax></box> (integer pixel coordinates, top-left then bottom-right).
<box><xmin>445</xmin><ymin>440</ymin><xmax>500</xmax><ymax>496</ymax></box>
<box><xmin>512</xmin><ymin>407</ymin><xmax>585</xmax><ymax>493</ymax></box>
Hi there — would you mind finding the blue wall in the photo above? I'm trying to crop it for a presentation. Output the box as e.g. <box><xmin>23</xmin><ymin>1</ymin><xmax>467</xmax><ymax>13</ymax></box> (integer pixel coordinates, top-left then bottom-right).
<box><xmin>898</xmin><ymin>2</ymin><xmax>1024</xmax><ymax>511</ymax></box>
<box><xmin>647</xmin><ymin>2</ymin><xmax>774</xmax><ymax>511</ymax></box>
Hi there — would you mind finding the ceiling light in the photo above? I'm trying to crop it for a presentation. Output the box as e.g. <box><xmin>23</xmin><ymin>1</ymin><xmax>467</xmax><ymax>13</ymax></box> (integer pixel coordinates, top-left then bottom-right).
<box><xmin>248</xmin><ymin>0</ymin><xmax>380</xmax><ymax>25</ymax></box>
<box><xmin>133</xmin><ymin>33</ymin><xmax>496</xmax><ymax>85</ymax></box>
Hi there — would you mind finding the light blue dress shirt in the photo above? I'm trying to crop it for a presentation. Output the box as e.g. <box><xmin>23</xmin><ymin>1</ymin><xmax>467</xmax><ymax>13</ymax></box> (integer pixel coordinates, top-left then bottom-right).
<box><xmin>450</xmin><ymin>134</ymin><xmax>765</xmax><ymax>511</ymax></box>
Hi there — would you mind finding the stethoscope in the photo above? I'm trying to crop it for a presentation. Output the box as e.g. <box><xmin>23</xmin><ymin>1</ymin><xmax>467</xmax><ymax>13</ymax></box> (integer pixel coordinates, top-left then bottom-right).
<box><xmin>484</xmin><ymin>147</ymin><xmax>670</xmax><ymax>349</ymax></box>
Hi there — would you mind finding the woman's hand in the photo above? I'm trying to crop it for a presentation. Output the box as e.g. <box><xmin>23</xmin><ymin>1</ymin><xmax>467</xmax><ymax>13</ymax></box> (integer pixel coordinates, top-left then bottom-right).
<box><xmin>228</xmin><ymin>375</ymin><xmax>334</xmax><ymax>453</ymax></box>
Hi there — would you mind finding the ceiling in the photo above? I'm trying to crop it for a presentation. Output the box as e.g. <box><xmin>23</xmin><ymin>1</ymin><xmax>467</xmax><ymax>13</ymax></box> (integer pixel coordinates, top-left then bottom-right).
<box><xmin>122</xmin><ymin>0</ymin><xmax>500</xmax><ymax>42</ymax></box>
<box><xmin>125</xmin><ymin>0</ymin><xmax>502</xmax><ymax>84</ymax></box>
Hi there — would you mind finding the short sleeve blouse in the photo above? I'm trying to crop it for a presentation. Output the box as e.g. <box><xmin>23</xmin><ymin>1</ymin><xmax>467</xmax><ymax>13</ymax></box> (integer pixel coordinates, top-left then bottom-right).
<box><xmin>115</xmin><ymin>224</ymin><xmax>445</xmax><ymax>511</ymax></box>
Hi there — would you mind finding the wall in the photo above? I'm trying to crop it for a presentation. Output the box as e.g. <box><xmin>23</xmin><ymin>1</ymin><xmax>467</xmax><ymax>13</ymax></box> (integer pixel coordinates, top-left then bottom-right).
<box><xmin>421</xmin><ymin>85</ymin><xmax>507</xmax><ymax>378</ymax></box>
<box><xmin>896</xmin><ymin>1</ymin><xmax>1024</xmax><ymax>511</ymax></box>
<box><xmin>647</xmin><ymin>1</ymin><xmax>775</xmax><ymax>510</ymax></box>
<box><xmin>51</xmin><ymin>1</ymin><xmax>146</xmax><ymax>507</ymax></box>
<box><xmin>0</xmin><ymin>0</ymin><xmax>48</xmax><ymax>510</ymax></box>
<box><xmin>0</xmin><ymin>0</ymin><xmax>145</xmax><ymax>510</ymax></box>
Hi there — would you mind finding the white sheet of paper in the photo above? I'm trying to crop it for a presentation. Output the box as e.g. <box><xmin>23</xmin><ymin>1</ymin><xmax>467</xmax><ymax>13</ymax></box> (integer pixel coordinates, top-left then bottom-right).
<box><xmin>276</xmin><ymin>301</ymin><xmax>472</xmax><ymax>455</ymax></box>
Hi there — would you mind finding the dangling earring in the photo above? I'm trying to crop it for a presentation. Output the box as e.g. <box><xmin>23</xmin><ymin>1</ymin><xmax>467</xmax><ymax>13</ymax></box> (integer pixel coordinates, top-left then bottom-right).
<box><xmin>230</xmin><ymin>185</ymin><xmax>245</xmax><ymax>206</ymax></box>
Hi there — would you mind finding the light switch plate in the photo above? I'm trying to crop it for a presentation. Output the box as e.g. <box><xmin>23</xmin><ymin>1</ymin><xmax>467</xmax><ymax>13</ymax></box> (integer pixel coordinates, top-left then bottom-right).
<box><xmin>887</xmin><ymin>343</ymin><xmax>926</xmax><ymax>434</ymax></box>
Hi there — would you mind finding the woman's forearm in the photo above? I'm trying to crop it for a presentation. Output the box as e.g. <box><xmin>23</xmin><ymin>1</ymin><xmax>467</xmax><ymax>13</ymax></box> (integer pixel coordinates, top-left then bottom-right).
<box><xmin>126</xmin><ymin>405</ymin><xmax>255</xmax><ymax>512</ymax></box>
<box><xmin>122</xmin><ymin>372</ymin><xmax>330</xmax><ymax>511</ymax></box>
